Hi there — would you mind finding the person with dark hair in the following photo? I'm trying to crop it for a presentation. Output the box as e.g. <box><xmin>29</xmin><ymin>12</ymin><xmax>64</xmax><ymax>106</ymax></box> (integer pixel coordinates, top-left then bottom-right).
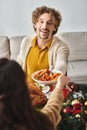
<box><xmin>17</xmin><ymin>6</ymin><xmax>69</xmax><ymax>82</ymax></box>
<box><xmin>0</xmin><ymin>58</ymin><xmax>70</xmax><ymax>130</ymax></box>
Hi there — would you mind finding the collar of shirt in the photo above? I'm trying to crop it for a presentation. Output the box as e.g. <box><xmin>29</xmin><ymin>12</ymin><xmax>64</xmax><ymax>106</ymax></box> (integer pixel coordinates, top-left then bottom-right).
<box><xmin>31</xmin><ymin>36</ymin><xmax>52</xmax><ymax>49</ymax></box>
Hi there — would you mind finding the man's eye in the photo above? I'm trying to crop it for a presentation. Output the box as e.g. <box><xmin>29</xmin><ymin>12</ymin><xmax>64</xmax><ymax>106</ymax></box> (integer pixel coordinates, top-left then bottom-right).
<box><xmin>38</xmin><ymin>20</ymin><xmax>44</xmax><ymax>24</ymax></box>
<box><xmin>47</xmin><ymin>22</ymin><xmax>53</xmax><ymax>25</ymax></box>
<box><xmin>38</xmin><ymin>20</ymin><xmax>54</xmax><ymax>26</ymax></box>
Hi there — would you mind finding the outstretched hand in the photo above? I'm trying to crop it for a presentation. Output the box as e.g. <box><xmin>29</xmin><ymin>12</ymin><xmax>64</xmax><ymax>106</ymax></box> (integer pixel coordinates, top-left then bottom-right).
<box><xmin>56</xmin><ymin>74</ymin><xmax>70</xmax><ymax>89</ymax></box>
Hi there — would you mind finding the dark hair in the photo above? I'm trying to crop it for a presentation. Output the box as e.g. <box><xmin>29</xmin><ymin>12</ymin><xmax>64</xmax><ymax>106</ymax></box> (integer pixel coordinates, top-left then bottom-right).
<box><xmin>32</xmin><ymin>6</ymin><xmax>62</xmax><ymax>34</ymax></box>
<box><xmin>0</xmin><ymin>58</ymin><xmax>54</xmax><ymax>130</ymax></box>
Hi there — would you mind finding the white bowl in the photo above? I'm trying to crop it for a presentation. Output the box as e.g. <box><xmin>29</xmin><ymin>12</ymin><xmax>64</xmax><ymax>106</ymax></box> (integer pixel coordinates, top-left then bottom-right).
<box><xmin>31</xmin><ymin>69</ymin><xmax>62</xmax><ymax>85</ymax></box>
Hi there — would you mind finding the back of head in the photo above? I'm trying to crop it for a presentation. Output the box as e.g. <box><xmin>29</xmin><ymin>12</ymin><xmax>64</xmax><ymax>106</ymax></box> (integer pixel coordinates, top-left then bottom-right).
<box><xmin>0</xmin><ymin>58</ymin><xmax>32</xmax><ymax>130</ymax></box>
<box><xmin>0</xmin><ymin>58</ymin><xmax>26</xmax><ymax>95</ymax></box>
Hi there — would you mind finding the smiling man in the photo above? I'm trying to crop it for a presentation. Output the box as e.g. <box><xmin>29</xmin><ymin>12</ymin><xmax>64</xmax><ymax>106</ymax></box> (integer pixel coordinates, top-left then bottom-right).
<box><xmin>17</xmin><ymin>6</ymin><xmax>69</xmax><ymax>82</ymax></box>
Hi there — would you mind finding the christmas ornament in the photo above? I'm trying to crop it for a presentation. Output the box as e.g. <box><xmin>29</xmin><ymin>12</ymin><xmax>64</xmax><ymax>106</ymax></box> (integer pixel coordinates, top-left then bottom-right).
<box><xmin>84</xmin><ymin>101</ymin><xmax>87</xmax><ymax>106</ymax></box>
<box><xmin>72</xmin><ymin>99</ymin><xmax>80</xmax><ymax>105</ymax></box>
<box><xmin>57</xmin><ymin>84</ymin><xmax>87</xmax><ymax>130</ymax></box>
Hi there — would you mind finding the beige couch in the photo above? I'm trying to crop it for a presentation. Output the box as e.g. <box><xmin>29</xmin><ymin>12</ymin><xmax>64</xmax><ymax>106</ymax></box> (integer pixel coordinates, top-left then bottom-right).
<box><xmin>0</xmin><ymin>32</ymin><xmax>87</xmax><ymax>85</ymax></box>
<box><xmin>59</xmin><ymin>32</ymin><xmax>87</xmax><ymax>84</ymax></box>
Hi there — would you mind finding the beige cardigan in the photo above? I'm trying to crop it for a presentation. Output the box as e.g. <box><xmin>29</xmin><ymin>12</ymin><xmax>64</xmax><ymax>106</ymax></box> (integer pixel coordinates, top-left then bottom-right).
<box><xmin>41</xmin><ymin>88</ymin><xmax>64</xmax><ymax>129</ymax></box>
<box><xmin>17</xmin><ymin>35</ymin><xmax>69</xmax><ymax>74</ymax></box>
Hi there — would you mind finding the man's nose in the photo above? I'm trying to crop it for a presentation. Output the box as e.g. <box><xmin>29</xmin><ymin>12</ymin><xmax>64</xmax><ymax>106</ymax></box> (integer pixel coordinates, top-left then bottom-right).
<box><xmin>43</xmin><ymin>22</ymin><xmax>48</xmax><ymax>28</ymax></box>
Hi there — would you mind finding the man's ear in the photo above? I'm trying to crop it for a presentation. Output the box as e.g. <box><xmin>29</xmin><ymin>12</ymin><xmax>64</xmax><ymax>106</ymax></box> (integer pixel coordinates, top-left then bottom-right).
<box><xmin>54</xmin><ymin>26</ymin><xmax>57</xmax><ymax>31</ymax></box>
<box><xmin>33</xmin><ymin>24</ymin><xmax>36</xmax><ymax>29</ymax></box>
<box><xmin>33</xmin><ymin>25</ymin><xmax>36</xmax><ymax>31</ymax></box>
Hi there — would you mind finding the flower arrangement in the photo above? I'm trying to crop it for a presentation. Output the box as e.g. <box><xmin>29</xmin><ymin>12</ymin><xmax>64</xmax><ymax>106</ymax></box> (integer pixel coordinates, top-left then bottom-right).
<box><xmin>57</xmin><ymin>83</ymin><xmax>87</xmax><ymax>130</ymax></box>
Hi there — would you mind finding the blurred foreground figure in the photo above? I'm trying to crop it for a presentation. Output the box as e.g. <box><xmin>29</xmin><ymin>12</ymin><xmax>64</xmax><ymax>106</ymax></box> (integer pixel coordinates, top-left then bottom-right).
<box><xmin>0</xmin><ymin>58</ymin><xmax>70</xmax><ymax>130</ymax></box>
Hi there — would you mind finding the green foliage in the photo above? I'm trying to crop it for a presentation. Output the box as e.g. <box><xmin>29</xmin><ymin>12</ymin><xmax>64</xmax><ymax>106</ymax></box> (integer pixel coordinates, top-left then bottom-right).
<box><xmin>57</xmin><ymin>89</ymin><xmax>87</xmax><ymax>130</ymax></box>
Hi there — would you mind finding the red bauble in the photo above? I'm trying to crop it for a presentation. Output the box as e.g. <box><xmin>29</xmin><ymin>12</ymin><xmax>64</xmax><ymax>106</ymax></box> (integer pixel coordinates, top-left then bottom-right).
<box><xmin>72</xmin><ymin>109</ymin><xmax>81</xmax><ymax>114</ymax></box>
<box><xmin>73</xmin><ymin>103</ymin><xmax>82</xmax><ymax>109</ymax></box>
<box><xmin>63</xmin><ymin>107</ymin><xmax>72</xmax><ymax>113</ymax></box>
<box><xmin>62</xmin><ymin>88</ymin><xmax>69</xmax><ymax>100</ymax></box>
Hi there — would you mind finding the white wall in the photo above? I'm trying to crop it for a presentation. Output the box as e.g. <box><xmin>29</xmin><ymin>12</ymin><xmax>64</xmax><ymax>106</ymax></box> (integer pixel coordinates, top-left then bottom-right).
<box><xmin>0</xmin><ymin>0</ymin><xmax>87</xmax><ymax>36</ymax></box>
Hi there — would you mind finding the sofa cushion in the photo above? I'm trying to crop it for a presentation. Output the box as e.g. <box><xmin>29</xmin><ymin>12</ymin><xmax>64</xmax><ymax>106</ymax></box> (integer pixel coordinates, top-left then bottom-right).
<box><xmin>0</xmin><ymin>36</ymin><xmax>10</xmax><ymax>59</ymax></box>
<box><xmin>59</xmin><ymin>32</ymin><xmax>87</xmax><ymax>61</ymax></box>
<box><xmin>67</xmin><ymin>61</ymin><xmax>87</xmax><ymax>84</ymax></box>
<box><xmin>10</xmin><ymin>36</ymin><xmax>25</xmax><ymax>60</ymax></box>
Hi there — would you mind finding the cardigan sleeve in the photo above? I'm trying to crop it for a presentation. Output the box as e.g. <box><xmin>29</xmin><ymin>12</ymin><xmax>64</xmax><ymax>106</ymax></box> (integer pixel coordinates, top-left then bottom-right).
<box><xmin>41</xmin><ymin>88</ymin><xmax>64</xmax><ymax>129</ymax></box>
<box><xmin>48</xmin><ymin>37</ymin><xmax>69</xmax><ymax>75</ymax></box>
<box><xmin>17</xmin><ymin>35</ymin><xmax>32</xmax><ymax>69</ymax></box>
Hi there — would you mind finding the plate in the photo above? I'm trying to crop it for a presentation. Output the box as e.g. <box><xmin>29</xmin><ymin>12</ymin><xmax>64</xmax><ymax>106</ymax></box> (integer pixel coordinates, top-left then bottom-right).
<box><xmin>35</xmin><ymin>83</ymin><xmax>50</xmax><ymax>94</ymax></box>
<box><xmin>31</xmin><ymin>69</ymin><xmax>62</xmax><ymax>85</ymax></box>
